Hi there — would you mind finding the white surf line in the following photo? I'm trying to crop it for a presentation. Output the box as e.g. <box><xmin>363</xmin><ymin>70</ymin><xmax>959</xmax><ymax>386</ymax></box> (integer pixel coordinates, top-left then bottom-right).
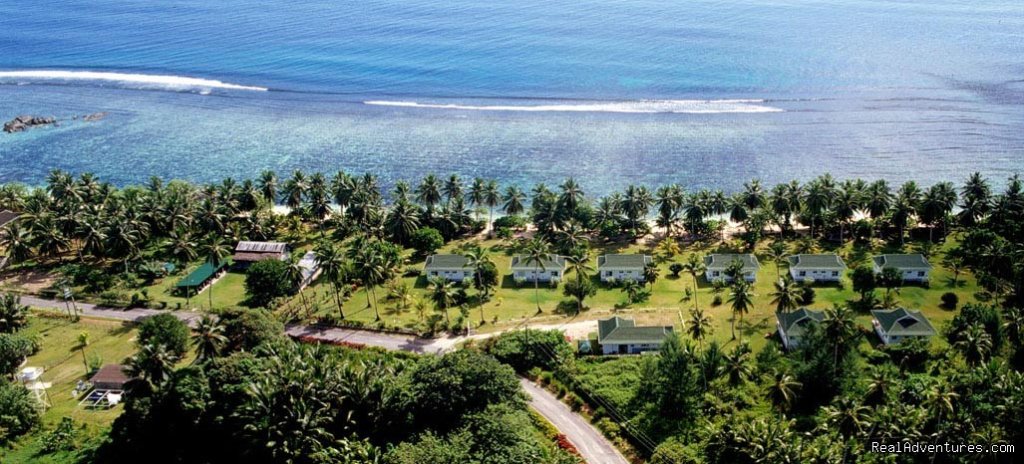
<box><xmin>364</xmin><ymin>99</ymin><xmax>783</xmax><ymax>113</ymax></box>
<box><xmin>0</xmin><ymin>70</ymin><xmax>268</xmax><ymax>91</ymax></box>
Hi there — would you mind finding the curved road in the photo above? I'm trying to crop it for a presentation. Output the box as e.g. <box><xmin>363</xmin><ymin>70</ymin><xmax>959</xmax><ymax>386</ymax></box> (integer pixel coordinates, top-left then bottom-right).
<box><xmin>24</xmin><ymin>296</ymin><xmax>628</xmax><ymax>464</ymax></box>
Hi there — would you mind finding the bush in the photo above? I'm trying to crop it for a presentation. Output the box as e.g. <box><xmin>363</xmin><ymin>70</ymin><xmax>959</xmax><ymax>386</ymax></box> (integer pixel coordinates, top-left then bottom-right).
<box><xmin>798</xmin><ymin>285</ymin><xmax>816</xmax><ymax>305</ymax></box>
<box><xmin>941</xmin><ymin>292</ymin><xmax>959</xmax><ymax>309</ymax></box>
<box><xmin>0</xmin><ymin>382</ymin><xmax>40</xmax><ymax>443</ymax></box>
<box><xmin>40</xmin><ymin>417</ymin><xmax>79</xmax><ymax>453</ymax></box>
<box><xmin>99</xmin><ymin>290</ymin><xmax>129</xmax><ymax>307</ymax></box>
<box><xmin>137</xmin><ymin>313</ymin><xmax>191</xmax><ymax>357</ymax></box>
<box><xmin>669</xmin><ymin>263</ymin><xmax>684</xmax><ymax>277</ymax></box>
<box><xmin>493</xmin><ymin>215</ymin><xmax>526</xmax><ymax>230</ymax></box>
<box><xmin>0</xmin><ymin>333</ymin><xmax>39</xmax><ymax>377</ymax></box>
<box><xmin>244</xmin><ymin>259</ymin><xmax>295</xmax><ymax>308</ymax></box>
<box><xmin>219</xmin><ymin>308</ymin><xmax>285</xmax><ymax>352</ymax></box>
<box><xmin>712</xmin><ymin>294</ymin><xmax>723</xmax><ymax>306</ymax></box>
<box><xmin>484</xmin><ymin>329</ymin><xmax>575</xmax><ymax>373</ymax></box>
<box><xmin>410</xmin><ymin>227</ymin><xmax>444</xmax><ymax>257</ymax></box>
<box><xmin>595</xmin><ymin>417</ymin><xmax>621</xmax><ymax>438</ymax></box>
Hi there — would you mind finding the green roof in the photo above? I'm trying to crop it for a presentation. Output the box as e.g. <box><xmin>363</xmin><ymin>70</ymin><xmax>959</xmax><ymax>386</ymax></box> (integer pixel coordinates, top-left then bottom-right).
<box><xmin>597</xmin><ymin>316</ymin><xmax>672</xmax><ymax>344</ymax></box>
<box><xmin>510</xmin><ymin>254</ymin><xmax>566</xmax><ymax>270</ymax></box>
<box><xmin>776</xmin><ymin>308</ymin><xmax>825</xmax><ymax>338</ymax></box>
<box><xmin>872</xmin><ymin>254</ymin><xmax>932</xmax><ymax>269</ymax></box>
<box><xmin>175</xmin><ymin>261</ymin><xmax>227</xmax><ymax>288</ymax></box>
<box><xmin>872</xmin><ymin>308</ymin><xmax>937</xmax><ymax>337</ymax></box>
<box><xmin>598</xmin><ymin>254</ymin><xmax>651</xmax><ymax>269</ymax></box>
<box><xmin>786</xmin><ymin>254</ymin><xmax>847</xmax><ymax>270</ymax></box>
<box><xmin>424</xmin><ymin>254</ymin><xmax>470</xmax><ymax>269</ymax></box>
<box><xmin>704</xmin><ymin>253</ymin><xmax>760</xmax><ymax>271</ymax></box>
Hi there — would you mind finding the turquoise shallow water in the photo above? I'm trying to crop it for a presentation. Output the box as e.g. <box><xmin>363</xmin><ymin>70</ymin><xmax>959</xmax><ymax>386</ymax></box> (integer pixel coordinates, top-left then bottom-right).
<box><xmin>0</xmin><ymin>0</ymin><xmax>1022</xmax><ymax>194</ymax></box>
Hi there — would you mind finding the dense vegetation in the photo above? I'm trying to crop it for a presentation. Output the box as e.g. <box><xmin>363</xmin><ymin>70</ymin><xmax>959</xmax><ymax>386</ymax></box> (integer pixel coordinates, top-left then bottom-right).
<box><xmin>2</xmin><ymin>169</ymin><xmax>1024</xmax><ymax>462</ymax></box>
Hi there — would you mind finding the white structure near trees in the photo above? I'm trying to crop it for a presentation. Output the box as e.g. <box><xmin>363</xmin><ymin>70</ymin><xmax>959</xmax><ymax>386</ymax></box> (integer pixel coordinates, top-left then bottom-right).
<box><xmin>597</xmin><ymin>254</ymin><xmax>652</xmax><ymax>283</ymax></box>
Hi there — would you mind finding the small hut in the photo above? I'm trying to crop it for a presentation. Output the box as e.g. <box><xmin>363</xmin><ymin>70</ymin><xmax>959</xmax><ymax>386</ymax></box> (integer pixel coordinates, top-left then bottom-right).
<box><xmin>90</xmin><ymin>364</ymin><xmax>130</xmax><ymax>391</ymax></box>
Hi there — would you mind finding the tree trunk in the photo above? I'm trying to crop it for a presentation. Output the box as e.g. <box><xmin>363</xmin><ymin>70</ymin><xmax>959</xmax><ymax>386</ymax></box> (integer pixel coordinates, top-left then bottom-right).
<box><xmin>370</xmin><ymin>286</ymin><xmax>380</xmax><ymax>320</ymax></box>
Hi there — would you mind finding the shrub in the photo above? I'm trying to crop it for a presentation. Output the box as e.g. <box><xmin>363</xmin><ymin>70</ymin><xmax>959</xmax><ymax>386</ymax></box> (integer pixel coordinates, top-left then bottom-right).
<box><xmin>564</xmin><ymin>393</ymin><xmax>583</xmax><ymax>411</ymax></box>
<box><xmin>493</xmin><ymin>215</ymin><xmax>527</xmax><ymax>230</ymax></box>
<box><xmin>0</xmin><ymin>333</ymin><xmax>40</xmax><ymax>377</ymax></box>
<box><xmin>244</xmin><ymin>259</ymin><xmax>295</xmax><ymax>307</ymax></box>
<box><xmin>0</xmin><ymin>382</ymin><xmax>40</xmax><ymax>443</ymax></box>
<box><xmin>669</xmin><ymin>263</ymin><xmax>684</xmax><ymax>277</ymax></box>
<box><xmin>40</xmin><ymin>417</ymin><xmax>79</xmax><ymax>453</ymax></box>
<box><xmin>798</xmin><ymin>286</ymin><xmax>816</xmax><ymax>305</ymax></box>
<box><xmin>410</xmin><ymin>227</ymin><xmax>444</xmax><ymax>257</ymax></box>
<box><xmin>712</xmin><ymin>294</ymin><xmax>723</xmax><ymax>306</ymax></box>
<box><xmin>941</xmin><ymin>292</ymin><xmax>959</xmax><ymax>309</ymax></box>
<box><xmin>595</xmin><ymin>417</ymin><xmax>621</xmax><ymax>438</ymax></box>
<box><xmin>137</xmin><ymin>313</ymin><xmax>191</xmax><ymax>357</ymax></box>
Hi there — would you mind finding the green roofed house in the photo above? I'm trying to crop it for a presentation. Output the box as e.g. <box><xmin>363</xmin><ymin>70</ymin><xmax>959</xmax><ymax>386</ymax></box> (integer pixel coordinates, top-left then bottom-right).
<box><xmin>174</xmin><ymin>260</ymin><xmax>228</xmax><ymax>294</ymax></box>
<box><xmin>871</xmin><ymin>308</ymin><xmax>937</xmax><ymax>345</ymax></box>
<box><xmin>423</xmin><ymin>254</ymin><xmax>471</xmax><ymax>283</ymax></box>
<box><xmin>597</xmin><ymin>316</ymin><xmax>673</xmax><ymax>355</ymax></box>
<box><xmin>872</xmin><ymin>254</ymin><xmax>932</xmax><ymax>283</ymax></box>
<box><xmin>776</xmin><ymin>308</ymin><xmax>826</xmax><ymax>350</ymax></box>
<box><xmin>787</xmin><ymin>254</ymin><xmax>847</xmax><ymax>283</ymax></box>
<box><xmin>597</xmin><ymin>254</ymin><xmax>652</xmax><ymax>283</ymax></box>
<box><xmin>510</xmin><ymin>254</ymin><xmax>566</xmax><ymax>283</ymax></box>
<box><xmin>704</xmin><ymin>253</ymin><xmax>760</xmax><ymax>283</ymax></box>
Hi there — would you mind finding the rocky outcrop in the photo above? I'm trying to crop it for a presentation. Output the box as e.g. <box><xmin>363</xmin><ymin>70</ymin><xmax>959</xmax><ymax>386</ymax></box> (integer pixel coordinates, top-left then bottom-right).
<box><xmin>82</xmin><ymin>112</ymin><xmax>107</xmax><ymax>122</ymax></box>
<box><xmin>3</xmin><ymin>115</ymin><xmax>57</xmax><ymax>133</ymax></box>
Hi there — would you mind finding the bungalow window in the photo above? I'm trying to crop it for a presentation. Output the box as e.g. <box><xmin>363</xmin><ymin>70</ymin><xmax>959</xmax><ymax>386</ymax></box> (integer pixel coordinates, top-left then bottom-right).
<box><xmin>430</xmin><ymin>271</ymin><xmax>438</xmax><ymax>276</ymax></box>
<box><xmin>917</xmin><ymin>271</ymin><xmax>925</xmax><ymax>277</ymax></box>
<box><xmin>832</xmin><ymin>271</ymin><xmax>839</xmax><ymax>277</ymax></box>
<box><xmin>712</xmin><ymin>271</ymin><xmax>720</xmax><ymax>277</ymax></box>
<box><xmin>798</xmin><ymin>271</ymin><xmax>806</xmax><ymax>277</ymax></box>
<box><xmin>550</xmin><ymin>271</ymin><xmax>558</xmax><ymax>276</ymax></box>
<box><xmin>605</xmin><ymin>271</ymin><xmax>613</xmax><ymax>276</ymax></box>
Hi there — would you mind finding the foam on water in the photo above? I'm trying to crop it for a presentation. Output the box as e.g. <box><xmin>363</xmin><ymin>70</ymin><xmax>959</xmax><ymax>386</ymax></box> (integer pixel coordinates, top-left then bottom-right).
<box><xmin>364</xmin><ymin>99</ymin><xmax>783</xmax><ymax>114</ymax></box>
<box><xmin>0</xmin><ymin>70</ymin><xmax>268</xmax><ymax>92</ymax></box>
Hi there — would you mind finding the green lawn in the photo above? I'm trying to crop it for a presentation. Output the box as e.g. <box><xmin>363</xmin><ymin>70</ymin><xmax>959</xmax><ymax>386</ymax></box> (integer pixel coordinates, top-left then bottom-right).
<box><xmin>286</xmin><ymin>234</ymin><xmax>978</xmax><ymax>350</ymax></box>
<box><xmin>1</xmin><ymin>316</ymin><xmax>138</xmax><ymax>462</ymax></box>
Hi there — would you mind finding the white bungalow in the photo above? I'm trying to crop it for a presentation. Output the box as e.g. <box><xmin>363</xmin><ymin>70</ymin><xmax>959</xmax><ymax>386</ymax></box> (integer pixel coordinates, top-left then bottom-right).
<box><xmin>704</xmin><ymin>253</ymin><xmax>760</xmax><ymax>283</ymax></box>
<box><xmin>423</xmin><ymin>254</ymin><xmax>472</xmax><ymax>283</ymax></box>
<box><xmin>787</xmin><ymin>254</ymin><xmax>847</xmax><ymax>283</ymax></box>
<box><xmin>872</xmin><ymin>254</ymin><xmax>932</xmax><ymax>283</ymax></box>
<box><xmin>597</xmin><ymin>254</ymin><xmax>652</xmax><ymax>283</ymax></box>
<box><xmin>510</xmin><ymin>254</ymin><xmax>566</xmax><ymax>283</ymax></box>
<box><xmin>871</xmin><ymin>308</ymin><xmax>937</xmax><ymax>345</ymax></box>
<box><xmin>597</xmin><ymin>316</ymin><xmax>673</xmax><ymax>355</ymax></box>
<box><xmin>776</xmin><ymin>308</ymin><xmax>826</xmax><ymax>350</ymax></box>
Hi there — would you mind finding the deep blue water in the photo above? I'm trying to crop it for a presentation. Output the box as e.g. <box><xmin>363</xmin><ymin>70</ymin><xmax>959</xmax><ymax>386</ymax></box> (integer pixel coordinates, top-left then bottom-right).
<box><xmin>1</xmin><ymin>0</ymin><xmax>1022</xmax><ymax>195</ymax></box>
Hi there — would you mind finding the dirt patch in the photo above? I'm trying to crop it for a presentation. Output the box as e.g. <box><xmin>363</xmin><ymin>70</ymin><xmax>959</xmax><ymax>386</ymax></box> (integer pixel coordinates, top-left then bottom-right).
<box><xmin>0</xmin><ymin>269</ymin><xmax>57</xmax><ymax>293</ymax></box>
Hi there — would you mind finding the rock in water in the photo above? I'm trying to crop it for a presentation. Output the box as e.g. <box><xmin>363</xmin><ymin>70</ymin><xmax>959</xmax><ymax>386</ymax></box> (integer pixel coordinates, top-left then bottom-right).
<box><xmin>3</xmin><ymin>115</ymin><xmax>57</xmax><ymax>133</ymax></box>
<box><xmin>82</xmin><ymin>112</ymin><xmax>108</xmax><ymax>122</ymax></box>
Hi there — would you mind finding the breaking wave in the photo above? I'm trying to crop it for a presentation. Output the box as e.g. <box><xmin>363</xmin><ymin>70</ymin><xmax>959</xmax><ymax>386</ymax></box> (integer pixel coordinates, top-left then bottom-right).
<box><xmin>364</xmin><ymin>99</ymin><xmax>782</xmax><ymax>114</ymax></box>
<box><xmin>0</xmin><ymin>70</ymin><xmax>268</xmax><ymax>92</ymax></box>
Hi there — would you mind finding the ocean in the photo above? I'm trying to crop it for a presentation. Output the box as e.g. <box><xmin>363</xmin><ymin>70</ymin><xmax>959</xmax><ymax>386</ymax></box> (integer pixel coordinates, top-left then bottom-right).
<box><xmin>1</xmin><ymin>0</ymin><xmax>1022</xmax><ymax>195</ymax></box>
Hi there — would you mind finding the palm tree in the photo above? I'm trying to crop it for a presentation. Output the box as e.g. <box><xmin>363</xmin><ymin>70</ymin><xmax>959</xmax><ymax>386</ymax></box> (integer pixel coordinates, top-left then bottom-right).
<box><xmin>416</xmin><ymin>174</ymin><xmax>443</xmax><ymax>213</ymax></box>
<box><xmin>281</xmin><ymin>170</ymin><xmax>307</xmax><ymax>211</ymax></box>
<box><xmin>823</xmin><ymin>303</ymin><xmax>860</xmax><ymax>375</ymax></box>
<box><xmin>721</xmin><ymin>342</ymin><xmax>752</xmax><ymax>386</ymax></box>
<box><xmin>954</xmin><ymin>322</ymin><xmax>992</xmax><ymax>365</ymax></box>
<box><xmin>385</xmin><ymin>199</ymin><xmax>420</xmax><ymax>244</ymax></box>
<box><xmin>523</xmin><ymin>238</ymin><xmax>552</xmax><ymax>313</ymax></box>
<box><xmin>681</xmin><ymin>254</ymin><xmax>705</xmax><ymax>313</ymax></box>
<box><xmin>643</xmin><ymin>262</ymin><xmax>660</xmax><ymax>290</ymax></box>
<box><xmin>621</xmin><ymin>185</ymin><xmax>653</xmax><ymax>238</ymax></box>
<box><xmin>564</xmin><ymin>249</ymin><xmax>593</xmax><ymax>314</ymax></box>
<box><xmin>891</xmin><ymin>181</ymin><xmax>920</xmax><ymax>246</ymax></box>
<box><xmin>769</xmin><ymin>278</ymin><xmax>802</xmax><ymax>313</ymax></box>
<box><xmin>958</xmin><ymin>172</ymin><xmax>991</xmax><ymax>226</ymax></box>
<box><xmin>443</xmin><ymin>174</ymin><xmax>463</xmax><ymax>206</ymax></box>
<box><xmin>866</xmin><ymin>180</ymin><xmax>893</xmax><ymax>237</ymax></box>
<box><xmin>655</xmin><ymin>185</ymin><xmax>682</xmax><ymax>238</ymax></box>
<box><xmin>284</xmin><ymin>253</ymin><xmax>311</xmax><ymax>314</ymax></box>
<box><xmin>258</xmin><ymin>170</ymin><xmax>278</xmax><ymax>204</ymax></box>
<box><xmin>687</xmin><ymin>307</ymin><xmax>711</xmax><ymax>349</ymax></box>
<box><xmin>200</xmin><ymin>235</ymin><xmax>230</xmax><ymax>310</ymax></box>
<box><xmin>463</xmin><ymin>244</ymin><xmax>494</xmax><ymax>300</ymax></box>
<box><xmin>558</xmin><ymin>178</ymin><xmax>585</xmax><ymax>217</ymax></box>
<box><xmin>727</xmin><ymin>281</ymin><xmax>755</xmax><ymax>340</ymax></box>
<box><xmin>502</xmin><ymin>186</ymin><xmax>526</xmax><ymax>217</ymax></box>
<box><xmin>833</xmin><ymin>181</ymin><xmax>862</xmax><ymax>243</ymax></box>
<box><xmin>483</xmin><ymin>180</ymin><xmax>501</xmax><ymax>235</ymax></box>
<box><xmin>0</xmin><ymin>293</ymin><xmax>29</xmax><ymax>334</ymax></box>
<box><xmin>77</xmin><ymin>332</ymin><xmax>90</xmax><ymax>371</ymax></box>
<box><xmin>352</xmin><ymin>246</ymin><xmax>386</xmax><ymax>320</ymax></box>
<box><xmin>428</xmin><ymin>277</ymin><xmax>457</xmax><ymax>327</ymax></box>
<box><xmin>620</xmin><ymin>279</ymin><xmax>642</xmax><ymax>305</ymax></box>
<box><xmin>468</xmin><ymin>177</ymin><xmax>486</xmax><ymax>220</ymax></box>
<box><xmin>126</xmin><ymin>343</ymin><xmax>179</xmax><ymax>386</ymax></box>
<box><xmin>192</xmin><ymin>315</ymin><xmax>227</xmax><ymax>362</ymax></box>
<box><xmin>764</xmin><ymin>240</ymin><xmax>788</xmax><ymax>279</ymax></box>
<box><xmin>824</xmin><ymin>397</ymin><xmax>871</xmax><ymax>438</ymax></box>
<box><xmin>765</xmin><ymin>369</ymin><xmax>802</xmax><ymax>412</ymax></box>
<box><xmin>314</xmin><ymin>241</ymin><xmax>347</xmax><ymax>320</ymax></box>
<box><xmin>0</xmin><ymin>222</ymin><xmax>33</xmax><ymax>265</ymax></box>
<box><xmin>919</xmin><ymin>182</ymin><xmax>956</xmax><ymax>241</ymax></box>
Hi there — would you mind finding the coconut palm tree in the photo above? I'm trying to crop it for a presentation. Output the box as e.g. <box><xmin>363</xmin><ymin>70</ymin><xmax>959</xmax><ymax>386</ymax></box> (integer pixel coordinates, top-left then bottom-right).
<box><xmin>483</xmin><ymin>180</ymin><xmax>501</xmax><ymax>235</ymax></box>
<box><xmin>314</xmin><ymin>240</ymin><xmax>347</xmax><ymax>320</ymax></box>
<box><xmin>621</xmin><ymin>185</ymin><xmax>653</xmax><ymax>238</ymax></box>
<box><xmin>352</xmin><ymin>246</ymin><xmax>386</xmax><ymax>320</ymax></box>
<box><xmin>200</xmin><ymin>234</ymin><xmax>230</xmax><ymax>310</ymax></box>
<box><xmin>463</xmin><ymin>244</ymin><xmax>494</xmax><ymax>298</ymax></box>
<box><xmin>416</xmin><ymin>174</ymin><xmax>443</xmax><ymax>213</ymax></box>
<box><xmin>385</xmin><ymin>199</ymin><xmax>420</xmax><ymax>245</ymax></box>
<box><xmin>563</xmin><ymin>249</ymin><xmax>593</xmax><ymax>314</ymax></box>
<box><xmin>770</xmin><ymin>278</ymin><xmax>802</xmax><ymax>313</ymax></box>
<box><xmin>192</xmin><ymin>315</ymin><xmax>227</xmax><ymax>363</ymax></box>
<box><xmin>764</xmin><ymin>240</ymin><xmax>788</xmax><ymax>279</ymax></box>
<box><xmin>502</xmin><ymin>186</ymin><xmax>526</xmax><ymax>217</ymax></box>
<box><xmin>428</xmin><ymin>277</ymin><xmax>457</xmax><ymax>327</ymax></box>
<box><xmin>258</xmin><ymin>170</ymin><xmax>278</xmax><ymax>204</ymax></box>
<box><xmin>919</xmin><ymin>182</ymin><xmax>957</xmax><ymax>241</ymax></box>
<box><xmin>742</xmin><ymin>179</ymin><xmax>766</xmax><ymax>211</ymax></box>
<box><xmin>721</xmin><ymin>342</ymin><xmax>752</xmax><ymax>386</ymax></box>
<box><xmin>468</xmin><ymin>177</ymin><xmax>486</xmax><ymax>221</ymax></box>
<box><xmin>833</xmin><ymin>181</ymin><xmax>862</xmax><ymax>243</ymax></box>
<box><xmin>0</xmin><ymin>222</ymin><xmax>33</xmax><ymax>265</ymax></box>
<box><xmin>954</xmin><ymin>321</ymin><xmax>992</xmax><ymax>365</ymax></box>
<box><xmin>281</xmin><ymin>170</ymin><xmax>307</xmax><ymax>211</ymax></box>
<box><xmin>681</xmin><ymin>254</ymin><xmax>706</xmax><ymax>312</ymax></box>
<box><xmin>958</xmin><ymin>172</ymin><xmax>991</xmax><ymax>226</ymax></box>
<box><xmin>558</xmin><ymin>178</ymin><xmax>585</xmax><ymax>217</ymax></box>
<box><xmin>765</xmin><ymin>369</ymin><xmax>802</xmax><ymax>412</ymax></box>
<box><xmin>523</xmin><ymin>238</ymin><xmax>552</xmax><ymax>313</ymax></box>
<box><xmin>643</xmin><ymin>262</ymin><xmax>660</xmax><ymax>290</ymax></box>
<box><xmin>126</xmin><ymin>343</ymin><xmax>179</xmax><ymax>386</ymax></box>
<box><xmin>727</xmin><ymin>280</ymin><xmax>755</xmax><ymax>340</ymax></box>
<box><xmin>77</xmin><ymin>332</ymin><xmax>90</xmax><ymax>371</ymax></box>
<box><xmin>0</xmin><ymin>293</ymin><xmax>29</xmax><ymax>334</ymax></box>
<box><xmin>687</xmin><ymin>307</ymin><xmax>711</xmax><ymax>349</ymax></box>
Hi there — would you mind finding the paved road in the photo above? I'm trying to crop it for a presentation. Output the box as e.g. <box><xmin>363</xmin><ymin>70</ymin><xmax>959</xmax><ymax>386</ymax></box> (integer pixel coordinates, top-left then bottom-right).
<box><xmin>521</xmin><ymin>379</ymin><xmax>630</xmax><ymax>464</ymax></box>
<box><xmin>24</xmin><ymin>295</ymin><xmax>627</xmax><ymax>464</ymax></box>
<box><xmin>20</xmin><ymin>295</ymin><xmax>205</xmax><ymax>325</ymax></box>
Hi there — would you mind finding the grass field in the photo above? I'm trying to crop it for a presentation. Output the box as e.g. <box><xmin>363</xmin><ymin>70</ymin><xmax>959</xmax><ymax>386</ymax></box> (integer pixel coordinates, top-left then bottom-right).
<box><xmin>1</xmin><ymin>316</ymin><xmax>139</xmax><ymax>462</ymax></box>
<box><xmin>281</xmin><ymin>232</ymin><xmax>978</xmax><ymax>351</ymax></box>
